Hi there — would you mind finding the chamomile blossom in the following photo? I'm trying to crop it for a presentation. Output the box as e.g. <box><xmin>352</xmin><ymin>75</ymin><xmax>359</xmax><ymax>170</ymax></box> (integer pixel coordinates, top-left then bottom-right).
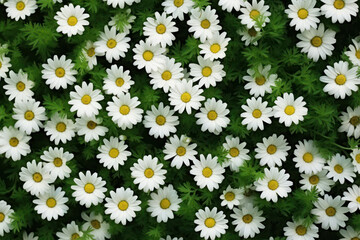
<box><xmin>324</xmin><ymin>153</ymin><xmax>356</xmax><ymax>184</ymax></box>
<box><xmin>0</xmin><ymin>201</ymin><xmax>14</xmax><ymax>237</ymax></box>
<box><xmin>199</xmin><ymin>32</ymin><xmax>231</xmax><ymax>61</ymax></box>
<box><xmin>33</xmin><ymin>186</ymin><xmax>69</xmax><ymax>221</ymax></box>
<box><xmin>237</xmin><ymin>27</ymin><xmax>262</xmax><ymax>46</ymax></box>
<box><xmin>283</xmin><ymin>219</ymin><xmax>319</xmax><ymax>240</ymax></box>
<box><xmin>3</xmin><ymin>70</ymin><xmax>34</xmax><ymax>102</ymax></box>
<box><xmin>82</xmin><ymin>41</ymin><xmax>98</xmax><ymax>70</ymax></box>
<box><xmin>342</xmin><ymin>185</ymin><xmax>360</xmax><ymax>213</ymax></box>
<box><xmin>222</xmin><ymin>136</ymin><xmax>251</xmax><ymax>171</ymax></box>
<box><xmin>293</xmin><ymin>140</ymin><xmax>325</xmax><ymax>174</ymax></box>
<box><xmin>69</xmin><ymin>82</ymin><xmax>104</xmax><ymax>118</ymax></box>
<box><xmin>133</xmin><ymin>40</ymin><xmax>166</xmax><ymax>73</ymax></box>
<box><xmin>44</xmin><ymin>113</ymin><xmax>76</xmax><ymax>145</ymax></box>
<box><xmin>0</xmin><ymin>54</ymin><xmax>11</xmax><ymax>79</ymax></box>
<box><xmin>160</xmin><ymin>236</ymin><xmax>183</xmax><ymax>240</ymax></box>
<box><xmin>54</xmin><ymin>4</ymin><xmax>90</xmax><ymax>37</ymax></box>
<box><xmin>130</xmin><ymin>155</ymin><xmax>167</xmax><ymax>192</ymax></box>
<box><xmin>163</xmin><ymin>135</ymin><xmax>198</xmax><ymax>169</ymax></box>
<box><xmin>71</xmin><ymin>171</ymin><xmax>107</xmax><ymax>208</ymax></box>
<box><xmin>41</xmin><ymin>55</ymin><xmax>78</xmax><ymax>90</ymax></box>
<box><xmin>190</xmin><ymin>154</ymin><xmax>225</xmax><ymax>192</ymax></box>
<box><xmin>218</xmin><ymin>0</ymin><xmax>245</xmax><ymax>12</ymax></box>
<box><xmin>195</xmin><ymin>98</ymin><xmax>230</xmax><ymax>135</ymax></box>
<box><xmin>273</xmin><ymin>92</ymin><xmax>308</xmax><ymax>127</ymax></box>
<box><xmin>194</xmin><ymin>207</ymin><xmax>228</xmax><ymax>240</ymax></box>
<box><xmin>311</xmin><ymin>194</ymin><xmax>349</xmax><ymax>231</ymax></box>
<box><xmin>22</xmin><ymin>232</ymin><xmax>38</xmax><ymax>240</ymax></box>
<box><xmin>345</xmin><ymin>39</ymin><xmax>360</xmax><ymax>66</ymax></box>
<box><xmin>56</xmin><ymin>221</ymin><xmax>83</xmax><ymax>240</ymax></box>
<box><xmin>254</xmin><ymin>167</ymin><xmax>293</xmax><ymax>202</ymax></box>
<box><xmin>340</xmin><ymin>226</ymin><xmax>360</xmax><ymax>240</ymax></box>
<box><xmin>75</xmin><ymin>116</ymin><xmax>108</xmax><ymax>142</ymax></box>
<box><xmin>81</xmin><ymin>212</ymin><xmax>111</xmax><ymax>240</ymax></box>
<box><xmin>243</xmin><ymin>64</ymin><xmax>277</xmax><ymax>97</ymax></box>
<box><xmin>339</xmin><ymin>106</ymin><xmax>360</xmax><ymax>139</ymax></box>
<box><xmin>40</xmin><ymin>147</ymin><xmax>73</xmax><ymax>180</ymax></box>
<box><xmin>240</xmin><ymin>97</ymin><xmax>273</xmax><ymax>131</ymax></box>
<box><xmin>103</xmin><ymin>65</ymin><xmax>134</xmax><ymax>96</ymax></box>
<box><xmin>94</xmin><ymin>26</ymin><xmax>131</xmax><ymax>63</ymax></box>
<box><xmin>162</xmin><ymin>0</ymin><xmax>194</xmax><ymax>21</ymax></box>
<box><xmin>320</xmin><ymin>0</ymin><xmax>359</xmax><ymax>24</ymax></box>
<box><xmin>320</xmin><ymin>61</ymin><xmax>360</xmax><ymax>99</ymax></box>
<box><xmin>350</xmin><ymin>148</ymin><xmax>360</xmax><ymax>173</ymax></box>
<box><xmin>189</xmin><ymin>56</ymin><xmax>225</xmax><ymax>88</ymax></box>
<box><xmin>103</xmin><ymin>0</ymin><xmax>140</xmax><ymax>8</ymax></box>
<box><xmin>0</xmin><ymin>126</ymin><xmax>31</xmax><ymax>161</ymax></box>
<box><xmin>238</xmin><ymin>0</ymin><xmax>271</xmax><ymax>30</ymax></box>
<box><xmin>4</xmin><ymin>0</ymin><xmax>38</xmax><ymax>21</ymax></box>
<box><xmin>285</xmin><ymin>0</ymin><xmax>321</xmax><ymax>32</ymax></box>
<box><xmin>296</xmin><ymin>23</ymin><xmax>336</xmax><ymax>62</ymax></box>
<box><xmin>220</xmin><ymin>186</ymin><xmax>244</xmax><ymax>209</ymax></box>
<box><xmin>299</xmin><ymin>170</ymin><xmax>334</xmax><ymax>196</ymax></box>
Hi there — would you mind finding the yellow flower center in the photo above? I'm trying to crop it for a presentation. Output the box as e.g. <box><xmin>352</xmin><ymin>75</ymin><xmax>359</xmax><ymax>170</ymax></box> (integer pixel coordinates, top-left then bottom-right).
<box><xmin>297</xmin><ymin>8</ymin><xmax>309</xmax><ymax>19</ymax></box>
<box><xmin>71</xmin><ymin>233</ymin><xmax>80</xmax><ymax>240</ymax></box>
<box><xmin>242</xmin><ymin>214</ymin><xmax>253</xmax><ymax>223</ymax></box>
<box><xmin>295</xmin><ymin>225</ymin><xmax>307</xmax><ymax>236</ymax></box>
<box><xmin>176</xmin><ymin>146</ymin><xmax>186</xmax><ymax>156</ymax></box>
<box><xmin>173</xmin><ymin>0</ymin><xmax>184</xmax><ymax>7</ymax></box>
<box><xmin>255</xmin><ymin>76</ymin><xmax>266</xmax><ymax>85</ymax></box>
<box><xmin>356</xmin><ymin>50</ymin><xmax>360</xmax><ymax>59</ymax></box>
<box><xmin>335</xmin><ymin>74</ymin><xmax>346</xmax><ymax>85</ymax></box>
<box><xmin>267</xmin><ymin>144</ymin><xmax>277</xmax><ymax>154</ymax></box>
<box><xmin>204</xmin><ymin>217</ymin><xmax>216</xmax><ymax>228</ymax></box>
<box><xmin>16</xmin><ymin>81</ymin><xmax>25</xmax><ymax>91</ymax></box>
<box><xmin>303</xmin><ymin>152</ymin><xmax>313</xmax><ymax>163</ymax></box>
<box><xmin>56</xmin><ymin>122</ymin><xmax>67</xmax><ymax>132</ymax></box>
<box><xmin>67</xmin><ymin>16</ymin><xmax>78</xmax><ymax>26</ymax></box>
<box><xmin>33</xmin><ymin>172</ymin><xmax>43</xmax><ymax>183</ymax></box>
<box><xmin>202</xmin><ymin>66</ymin><xmax>212</xmax><ymax>77</ymax></box>
<box><xmin>81</xmin><ymin>95</ymin><xmax>91</xmax><ymax>105</ymax></box>
<box><xmin>9</xmin><ymin>137</ymin><xmax>19</xmax><ymax>147</ymax></box>
<box><xmin>350</xmin><ymin>116</ymin><xmax>360</xmax><ymax>126</ymax></box>
<box><xmin>201</xmin><ymin>19</ymin><xmax>211</xmax><ymax>29</ymax></box>
<box><xmin>311</xmin><ymin>36</ymin><xmax>322</xmax><ymax>47</ymax></box>
<box><xmin>119</xmin><ymin>105</ymin><xmax>130</xmax><ymax>115</ymax></box>
<box><xmin>143</xmin><ymin>51</ymin><xmax>154</xmax><ymax>61</ymax></box>
<box><xmin>225</xmin><ymin>191</ymin><xmax>235</xmax><ymax>201</ymax></box>
<box><xmin>229</xmin><ymin>147</ymin><xmax>239</xmax><ymax>157</ymax></box>
<box><xmin>356</xmin><ymin>196</ymin><xmax>360</xmax><ymax>203</ymax></box>
<box><xmin>309</xmin><ymin>175</ymin><xmax>319</xmax><ymax>185</ymax></box>
<box><xmin>87</xmin><ymin>47</ymin><xmax>95</xmax><ymax>57</ymax></box>
<box><xmin>202</xmin><ymin>167</ymin><xmax>213</xmax><ymax>178</ymax></box>
<box><xmin>207</xmin><ymin>110</ymin><xmax>217</xmax><ymax>120</ymax></box>
<box><xmin>115</xmin><ymin>78</ymin><xmax>124</xmax><ymax>87</ymax></box>
<box><xmin>352</xmin><ymin>238</ymin><xmax>360</xmax><ymax>240</ymax></box>
<box><xmin>334</xmin><ymin>164</ymin><xmax>343</xmax><ymax>173</ymax></box>
<box><xmin>252</xmin><ymin>109</ymin><xmax>262</xmax><ymax>118</ymax></box>
<box><xmin>333</xmin><ymin>0</ymin><xmax>345</xmax><ymax>9</ymax></box>
<box><xmin>355</xmin><ymin>154</ymin><xmax>360</xmax><ymax>163</ymax></box>
<box><xmin>0</xmin><ymin>61</ymin><xmax>2</xmax><ymax>68</ymax></box>
<box><xmin>46</xmin><ymin>198</ymin><xmax>57</xmax><ymax>208</ymax></box>
<box><xmin>250</xmin><ymin>10</ymin><xmax>260</xmax><ymax>20</ymax></box>
<box><xmin>91</xmin><ymin>220</ymin><xmax>101</xmax><ymax>229</ymax></box>
<box><xmin>0</xmin><ymin>213</ymin><xmax>4</xmax><ymax>222</ymax></box>
<box><xmin>160</xmin><ymin>198</ymin><xmax>171</xmax><ymax>209</ymax></box>
<box><xmin>268</xmin><ymin>180</ymin><xmax>279</xmax><ymax>190</ymax></box>
<box><xmin>16</xmin><ymin>1</ymin><xmax>25</xmax><ymax>11</ymax></box>
<box><xmin>118</xmin><ymin>200</ymin><xmax>129</xmax><ymax>211</ymax></box>
<box><xmin>210</xmin><ymin>44</ymin><xmax>221</xmax><ymax>53</ymax></box>
<box><xmin>55</xmin><ymin>67</ymin><xmax>65</xmax><ymax>78</ymax></box>
<box><xmin>87</xmin><ymin>121</ymin><xmax>97</xmax><ymax>129</ymax></box>
<box><xmin>181</xmin><ymin>92</ymin><xmax>191</xmax><ymax>103</ymax></box>
<box><xmin>24</xmin><ymin>111</ymin><xmax>35</xmax><ymax>121</ymax></box>
<box><xmin>84</xmin><ymin>183</ymin><xmax>95</xmax><ymax>193</ymax></box>
<box><xmin>53</xmin><ymin>157</ymin><xmax>63</xmax><ymax>167</ymax></box>
<box><xmin>109</xmin><ymin>148</ymin><xmax>119</xmax><ymax>158</ymax></box>
<box><xmin>161</xmin><ymin>70</ymin><xmax>172</xmax><ymax>80</ymax></box>
<box><xmin>284</xmin><ymin>105</ymin><xmax>295</xmax><ymax>115</ymax></box>
<box><xmin>248</xmin><ymin>27</ymin><xmax>257</xmax><ymax>37</ymax></box>
<box><xmin>107</xmin><ymin>39</ymin><xmax>117</xmax><ymax>49</ymax></box>
<box><xmin>325</xmin><ymin>206</ymin><xmax>336</xmax><ymax>216</ymax></box>
<box><xmin>156</xmin><ymin>24</ymin><xmax>166</xmax><ymax>34</ymax></box>
<box><xmin>144</xmin><ymin>168</ymin><xmax>154</xmax><ymax>178</ymax></box>
<box><xmin>156</xmin><ymin>115</ymin><xmax>166</xmax><ymax>125</ymax></box>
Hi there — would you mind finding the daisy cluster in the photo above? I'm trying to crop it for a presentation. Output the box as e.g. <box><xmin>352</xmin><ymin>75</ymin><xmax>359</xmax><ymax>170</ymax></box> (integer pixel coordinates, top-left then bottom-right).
<box><xmin>0</xmin><ymin>0</ymin><xmax>360</xmax><ymax>239</ymax></box>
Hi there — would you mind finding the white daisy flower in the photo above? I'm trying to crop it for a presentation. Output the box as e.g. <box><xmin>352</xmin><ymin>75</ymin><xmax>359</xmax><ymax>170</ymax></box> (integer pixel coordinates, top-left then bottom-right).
<box><xmin>283</xmin><ymin>219</ymin><xmax>319</xmax><ymax>240</ymax></box>
<box><xmin>94</xmin><ymin>26</ymin><xmax>131</xmax><ymax>63</ymax></box>
<box><xmin>133</xmin><ymin>40</ymin><xmax>166</xmax><ymax>73</ymax></box>
<box><xmin>345</xmin><ymin>39</ymin><xmax>360</xmax><ymax>66</ymax></box>
<box><xmin>143</xmin><ymin>12</ymin><xmax>178</xmax><ymax>48</ymax></box>
<box><xmin>103</xmin><ymin>65</ymin><xmax>134</xmax><ymax>96</ymax></box>
<box><xmin>231</xmin><ymin>203</ymin><xmax>265</xmax><ymax>238</ymax></box>
<box><xmin>0</xmin><ymin>54</ymin><xmax>11</xmax><ymax>79</ymax></box>
<box><xmin>285</xmin><ymin>0</ymin><xmax>321</xmax><ymax>32</ymax></box>
<box><xmin>143</xmin><ymin>102</ymin><xmax>179</xmax><ymax>139</ymax></box>
<box><xmin>104</xmin><ymin>187</ymin><xmax>141</xmax><ymax>225</ymax></box>
<box><xmin>293</xmin><ymin>139</ymin><xmax>325</xmax><ymax>174</ymax></box>
<box><xmin>41</xmin><ymin>55</ymin><xmax>78</xmax><ymax>90</ymax></box>
<box><xmin>4</xmin><ymin>0</ymin><xmax>37</xmax><ymax>21</ymax></box>
<box><xmin>54</xmin><ymin>3</ymin><xmax>89</xmax><ymax>37</ymax></box>
<box><xmin>75</xmin><ymin>116</ymin><xmax>108</xmax><ymax>142</ymax></box>
<box><xmin>0</xmin><ymin>201</ymin><xmax>14</xmax><ymax>237</ymax></box>
<box><xmin>0</xmin><ymin>126</ymin><xmax>31</xmax><ymax>161</ymax></box>
<box><xmin>189</xmin><ymin>56</ymin><xmax>226</xmax><ymax>88</ymax></box>
<box><xmin>163</xmin><ymin>135</ymin><xmax>197</xmax><ymax>169</ymax></box>
<box><xmin>81</xmin><ymin>212</ymin><xmax>111</xmax><ymax>240</ymax></box>
<box><xmin>162</xmin><ymin>0</ymin><xmax>194</xmax><ymax>21</ymax></box>
<box><xmin>69</xmin><ymin>82</ymin><xmax>104</xmax><ymax>118</ymax></box>
<box><xmin>243</xmin><ymin>64</ymin><xmax>277</xmax><ymax>97</ymax></box>
<box><xmin>237</xmin><ymin>27</ymin><xmax>262</xmax><ymax>46</ymax></box>
<box><xmin>350</xmin><ymin>148</ymin><xmax>360</xmax><ymax>173</ymax></box>
<box><xmin>106</xmin><ymin>93</ymin><xmax>144</xmax><ymax>130</ymax></box>
<box><xmin>130</xmin><ymin>155</ymin><xmax>167</xmax><ymax>192</ymax></box>
<box><xmin>160</xmin><ymin>236</ymin><xmax>183</xmax><ymax>240</ymax></box>
<box><xmin>44</xmin><ymin>113</ymin><xmax>76</xmax><ymax>145</ymax></box>
<box><xmin>254</xmin><ymin>134</ymin><xmax>291</xmax><ymax>168</ymax></box>
<box><xmin>81</xmin><ymin>41</ymin><xmax>98</xmax><ymax>70</ymax></box>
<box><xmin>220</xmin><ymin>185</ymin><xmax>244</xmax><ymax>209</ymax></box>
<box><xmin>273</xmin><ymin>92</ymin><xmax>308</xmax><ymax>127</ymax></box>
<box><xmin>339</xmin><ymin>106</ymin><xmax>360</xmax><ymax>139</ymax></box>
<box><xmin>195</xmin><ymin>98</ymin><xmax>230</xmax><ymax>135</ymax></box>
<box><xmin>149</xmin><ymin>57</ymin><xmax>184</xmax><ymax>93</ymax></box>
<box><xmin>254</xmin><ymin>167</ymin><xmax>293</xmax><ymax>202</ymax></box>
<box><xmin>71</xmin><ymin>171</ymin><xmax>107</xmax><ymax>208</ymax></box>
<box><xmin>56</xmin><ymin>221</ymin><xmax>83</xmax><ymax>240</ymax></box>
<box><xmin>19</xmin><ymin>160</ymin><xmax>54</xmax><ymax>196</ymax></box>
<box><xmin>320</xmin><ymin>61</ymin><xmax>360</xmax><ymax>99</ymax></box>
<box><xmin>320</xmin><ymin>0</ymin><xmax>359</xmax><ymax>23</ymax></box>
<box><xmin>22</xmin><ymin>232</ymin><xmax>38</xmax><ymax>240</ymax></box>
<box><xmin>340</xmin><ymin>226</ymin><xmax>360</xmax><ymax>240</ymax></box>
<box><xmin>194</xmin><ymin>207</ymin><xmax>228</xmax><ymax>240</ymax></box>
<box><xmin>296</xmin><ymin>23</ymin><xmax>336</xmax><ymax>62</ymax></box>
<box><xmin>33</xmin><ymin>185</ymin><xmax>69</xmax><ymax>221</ymax></box>
<box><xmin>199</xmin><ymin>32</ymin><xmax>231</xmax><ymax>61</ymax></box>
<box><xmin>299</xmin><ymin>170</ymin><xmax>334</xmax><ymax>196</ymax></box>
<box><xmin>342</xmin><ymin>184</ymin><xmax>360</xmax><ymax>213</ymax></box>
<box><xmin>168</xmin><ymin>79</ymin><xmax>205</xmax><ymax>114</ymax></box>
<box><xmin>13</xmin><ymin>98</ymin><xmax>47</xmax><ymax>135</ymax></box>
<box><xmin>40</xmin><ymin>147</ymin><xmax>73</xmax><ymax>180</ymax></box>
<box><xmin>190</xmin><ymin>154</ymin><xmax>225</xmax><ymax>192</ymax></box>
<box><xmin>222</xmin><ymin>135</ymin><xmax>250</xmax><ymax>171</ymax></box>
<box><xmin>324</xmin><ymin>153</ymin><xmax>355</xmax><ymax>184</ymax></box>
<box><xmin>103</xmin><ymin>0</ymin><xmax>140</xmax><ymax>8</ymax></box>
<box><xmin>3</xmin><ymin>70</ymin><xmax>34</xmax><ymax>102</ymax></box>
<box><xmin>96</xmin><ymin>136</ymin><xmax>131</xmax><ymax>171</ymax></box>
<box><xmin>218</xmin><ymin>0</ymin><xmax>245</xmax><ymax>12</ymax></box>
<box><xmin>187</xmin><ymin>6</ymin><xmax>222</xmax><ymax>43</ymax></box>
<box><xmin>240</xmin><ymin>97</ymin><xmax>273</xmax><ymax>131</ymax></box>
<box><xmin>238</xmin><ymin>0</ymin><xmax>271</xmax><ymax>30</ymax></box>
<box><xmin>311</xmin><ymin>194</ymin><xmax>349</xmax><ymax>231</ymax></box>
<box><xmin>147</xmin><ymin>184</ymin><xmax>182</xmax><ymax>223</ymax></box>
